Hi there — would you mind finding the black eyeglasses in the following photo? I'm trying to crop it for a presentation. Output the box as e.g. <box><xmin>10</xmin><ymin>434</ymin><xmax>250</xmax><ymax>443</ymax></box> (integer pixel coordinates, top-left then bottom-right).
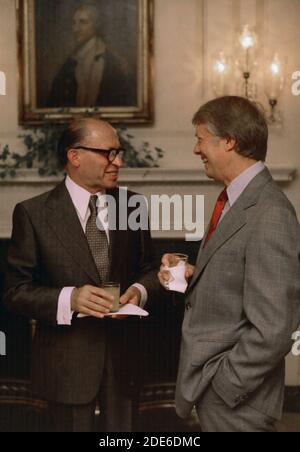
<box><xmin>72</xmin><ymin>146</ymin><xmax>126</xmax><ymax>162</ymax></box>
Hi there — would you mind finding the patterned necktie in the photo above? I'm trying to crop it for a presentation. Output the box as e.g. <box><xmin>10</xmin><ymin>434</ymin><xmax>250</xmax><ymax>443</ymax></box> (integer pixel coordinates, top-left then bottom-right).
<box><xmin>85</xmin><ymin>195</ymin><xmax>110</xmax><ymax>283</ymax></box>
<box><xmin>204</xmin><ymin>188</ymin><xmax>228</xmax><ymax>246</ymax></box>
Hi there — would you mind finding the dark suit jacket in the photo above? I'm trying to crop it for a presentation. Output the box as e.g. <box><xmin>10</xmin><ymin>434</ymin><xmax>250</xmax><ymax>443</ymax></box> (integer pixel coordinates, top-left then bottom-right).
<box><xmin>47</xmin><ymin>49</ymin><xmax>136</xmax><ymax>108</ymax></box>
<box><xmin>3</xmin><ymin>181</ymin><xmax>154</xmax><ymax>404</ymax></box>
<box><xmin>176</xmin><ymin>168</ymin><xmax>300</xmax><ymax>421</ymax></box>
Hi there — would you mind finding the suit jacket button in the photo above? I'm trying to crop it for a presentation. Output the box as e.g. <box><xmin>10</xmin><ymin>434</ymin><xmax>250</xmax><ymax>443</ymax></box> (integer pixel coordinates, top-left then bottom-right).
<box><xmin>235</xmin><ymin>395</ymin><xmax>241</xmax><ymax>404</ymax></box>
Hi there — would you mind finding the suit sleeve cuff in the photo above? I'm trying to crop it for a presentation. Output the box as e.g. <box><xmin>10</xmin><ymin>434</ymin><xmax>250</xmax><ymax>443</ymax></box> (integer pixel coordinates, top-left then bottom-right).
<box><xmin>212</xmin><ymin>365</ymin><xmax>250</xmax><ymax>409</ymax></box>
<box><xmin>132</xmin><ymin>283</ymin><xmax>148</xmax><ymax>308</ymax></box>
<box><xmin>57</xmin><ymin>287</ymin><xmax>75</xmax><ymax>325</ymax></box>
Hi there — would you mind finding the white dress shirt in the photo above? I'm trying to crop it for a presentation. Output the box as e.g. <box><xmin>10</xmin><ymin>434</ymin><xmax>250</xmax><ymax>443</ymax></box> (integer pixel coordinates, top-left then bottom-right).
<box><xmin>57</xmin><ymin>176</ymin><xmax>147</xmax><ymax>325</ymax></box>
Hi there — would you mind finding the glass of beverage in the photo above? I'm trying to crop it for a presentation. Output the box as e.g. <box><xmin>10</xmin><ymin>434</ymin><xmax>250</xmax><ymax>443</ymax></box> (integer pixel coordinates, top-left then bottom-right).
<box><xmin>170</xmin><ymin>253</ymin><xmax>188</xmax><ymax>267</ymax></box>
<box><xmin>166</xmin><ymin>253</ymin><xmax>188</xmax><ymax>271</ymax></box>
<box><xmin>103</xmin><ymin>282</ymin><xmax>120</xmax><ymax>312</ymax></box>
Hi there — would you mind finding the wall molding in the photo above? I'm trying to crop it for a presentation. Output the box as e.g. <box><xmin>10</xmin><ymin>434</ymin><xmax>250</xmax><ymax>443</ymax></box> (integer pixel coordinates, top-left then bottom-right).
<box><xmin>0</xmin><ymin>166</ymin><xmax>297</xmax><ymax>185</ymax></box>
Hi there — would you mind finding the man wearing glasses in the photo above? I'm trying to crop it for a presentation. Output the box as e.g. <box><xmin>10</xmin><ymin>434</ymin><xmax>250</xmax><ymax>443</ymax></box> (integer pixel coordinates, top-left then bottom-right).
<box><xmin>4</xmin><ymin>118</ymin><xmax>155</xmax><ymax>432</ymax></box>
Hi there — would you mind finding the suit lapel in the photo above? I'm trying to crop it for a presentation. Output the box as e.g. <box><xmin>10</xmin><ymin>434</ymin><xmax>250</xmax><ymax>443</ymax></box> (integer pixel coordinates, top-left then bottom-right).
<box><xmin>106</xmin><ymin>188</ymin><xmax>126</xmax><ymax>281</ymax></box>
<box><xmin>188</xmin><ymin>206</ymin><xmax>247</xmax><ymax>293</ymax></box>
<box><xmin>45</xmin><ymin>181</ymin><xmax>101</xmax><ymax>285</ymax></box>
<box><xmin>108</xmin><ymin>227</ymin><xmax>124</xmax><ymax>282</ymax></box>
<box><xmin>187</xmin><ymin>168</ymin><xmax>273</xmax><ymax>294</ymax></box>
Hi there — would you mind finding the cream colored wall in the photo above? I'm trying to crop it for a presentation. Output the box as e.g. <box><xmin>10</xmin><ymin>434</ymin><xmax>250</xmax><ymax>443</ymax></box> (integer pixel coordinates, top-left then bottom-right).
<box><xmin>0</xmin><ymin>0</ymin><xmax>299</xmax><ymax>384</ymax></box>
<box><xmin>0</xmin><ymin>0</ymin><xmax>18</xmax><ymax>145</ymax></box>
<box><xmin>1</xmin><ymin>0</ymin><xmax>300</xmax><ymax>206</ymax></box>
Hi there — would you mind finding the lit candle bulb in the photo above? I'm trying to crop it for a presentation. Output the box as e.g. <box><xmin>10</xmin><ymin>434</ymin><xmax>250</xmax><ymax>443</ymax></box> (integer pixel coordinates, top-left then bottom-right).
<box><xmin>212</xmin><ymin>52</ymin><xmax>229</xmax><ymax>96</ymax></box>
<box><xmin>266</xmin><ymin>53</ymin><xmax>284</xmax><ymax>99</ymax></box>
<box><xmin>235</xmin><ymin>25</ymin><xmax>258</xmax><ymax>98</ymax></box>
<box><xmin>239</xmin><ymin>24</ymin><xmax>256</xmax><ymax>49</ymax></box>
<box><xmin>264</xmin><ymin>53</ymin><xmax>285</xmax><ymax>126</ymax></box>
<box><xmin>216</xmin><ymin>60</ymin><xmax>226</xmax><ymax>73</ymax></box>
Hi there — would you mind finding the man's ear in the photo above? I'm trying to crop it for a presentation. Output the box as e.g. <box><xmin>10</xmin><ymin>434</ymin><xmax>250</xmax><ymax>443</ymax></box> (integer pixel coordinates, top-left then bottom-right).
<box><xmin>225</xmin><ymin>137</ymin><xmax>237</xmax><ymax>152</ymax></box>
<box><xmin>67</xmin><ymin>149</ymin><xmax>80</xmax><ymax>168</ymax></box>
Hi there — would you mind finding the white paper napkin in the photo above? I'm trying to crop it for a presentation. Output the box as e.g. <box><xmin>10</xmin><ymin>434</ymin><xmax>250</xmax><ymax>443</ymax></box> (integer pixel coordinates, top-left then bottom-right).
<box><xmin>77</xmin><ymin>303</ymin><xmax>149</xmax><ymax>318</ymax></box>
<box><xmin>105</xmin><ymin>304</ymin><xmax>149</xmax><ymax>317</ymax></box>
<box><xmin>163</xmin><ymin>260</ymin><xmax>188</xmax><ymax>293</ymax></box>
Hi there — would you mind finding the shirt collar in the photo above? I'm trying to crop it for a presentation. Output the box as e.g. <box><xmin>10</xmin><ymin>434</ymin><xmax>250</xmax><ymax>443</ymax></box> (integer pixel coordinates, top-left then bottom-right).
<box><xmin>75</xmin><ymin>36</ymin><xmax>106</xmax><ymax>61</ymax></box>
<box><xmin>226</xmin><ymin>161</ymin><xmax>265</xmax><ymax>207</ymax></box>
<box><xmin>65</xmin><ymin>175</ymin><xmax>104</xmax><ymax>221</ymax></box>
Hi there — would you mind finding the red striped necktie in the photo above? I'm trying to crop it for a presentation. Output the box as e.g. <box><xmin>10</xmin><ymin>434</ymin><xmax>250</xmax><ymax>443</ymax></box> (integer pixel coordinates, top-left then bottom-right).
<box><xmin>204</xmin><ymin>188</ymin><xmax>228</xmax><ymax>246</ymax></box>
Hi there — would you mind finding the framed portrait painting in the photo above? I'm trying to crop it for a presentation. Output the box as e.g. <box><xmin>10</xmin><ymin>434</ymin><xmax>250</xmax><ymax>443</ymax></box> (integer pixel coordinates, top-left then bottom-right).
<box><xmin>17</xmin><ymin>0</ymin><xmax>154</xmax><ymax>124</ymax></box>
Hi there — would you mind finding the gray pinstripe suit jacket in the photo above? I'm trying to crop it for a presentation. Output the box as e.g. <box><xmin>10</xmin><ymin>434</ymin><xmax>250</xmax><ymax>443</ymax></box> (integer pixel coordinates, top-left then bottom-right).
<box><xmin>176</xmin><ymin>168</ymin><xmax>300</xmax><ymax>421</ymax></box>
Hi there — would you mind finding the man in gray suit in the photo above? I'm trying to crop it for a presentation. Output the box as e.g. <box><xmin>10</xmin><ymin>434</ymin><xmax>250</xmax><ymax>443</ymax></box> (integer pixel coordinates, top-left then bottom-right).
<box><xmin>4</xmin><ymin>118</ymin><xmax>154</xmax><ymax>432</ymax></box>
<box><xmin>159</xmin><ymin>96</ymin><xmax>300</xmax><ymax>432</ymax></box>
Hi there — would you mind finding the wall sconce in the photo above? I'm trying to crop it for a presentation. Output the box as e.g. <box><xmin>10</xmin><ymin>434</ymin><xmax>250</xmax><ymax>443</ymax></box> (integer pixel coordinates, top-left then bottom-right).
<box><xmin>212</xmin><ymin>25</ymin><xmax>258</xmax><ymax>99</ymax></box>
<box><xmin>212</xmin><ymin>25</ymin><xmax>286</xmax><ymax>127</ymax></box>
<box><xmin>264</xmin><ymin>53</ymin><xmax>285</xmax><ymax>126</ymax></box>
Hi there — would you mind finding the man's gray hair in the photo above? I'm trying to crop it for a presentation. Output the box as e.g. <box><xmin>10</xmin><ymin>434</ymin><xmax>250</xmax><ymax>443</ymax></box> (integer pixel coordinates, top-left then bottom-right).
<box><xmin>193</xmin><ymin>96</ymin><xmax>268</xmax><ymax>162</ymax></box>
